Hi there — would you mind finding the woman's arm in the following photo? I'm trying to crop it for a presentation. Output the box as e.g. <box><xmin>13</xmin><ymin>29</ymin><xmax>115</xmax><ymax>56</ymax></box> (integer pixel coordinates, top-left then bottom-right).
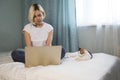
<box><xmin>24</xmin><ymin>31</ymin><xmax>32</xmax><ymax>47</ymax></box>
<box><xmin>46</xmin><ymin>30</ymin><xmax>53</xmax><ymax>46</ymax></box>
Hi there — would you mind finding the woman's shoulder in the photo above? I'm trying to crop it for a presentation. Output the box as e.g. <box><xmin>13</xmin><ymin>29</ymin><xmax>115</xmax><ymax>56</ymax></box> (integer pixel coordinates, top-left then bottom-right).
<box><xmin>43</xmin><ymin>22</ymin><xmax>53</xmax><ymax>30</ymax></box>
<box><xmin>43</xmin><ymin>22</ymin><xmax>52</xmax><ymax>27</ymax></box>
<box><xmin>23</xmin><ymin>23</ymin><xmax>33</xmax><ymax>32</ymax></box>
<box><xmin>24</xmin><ymin>23</ymin><xmax>32</xmax><ymax>28</ymax></box>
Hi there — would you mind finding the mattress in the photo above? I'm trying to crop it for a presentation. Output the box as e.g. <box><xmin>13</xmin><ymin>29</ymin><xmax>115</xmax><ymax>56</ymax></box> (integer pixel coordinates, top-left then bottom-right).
<box><xmin>0</xmin><ymin>52</ymin><xmax>120</xmax><ymax>80</ymax></box>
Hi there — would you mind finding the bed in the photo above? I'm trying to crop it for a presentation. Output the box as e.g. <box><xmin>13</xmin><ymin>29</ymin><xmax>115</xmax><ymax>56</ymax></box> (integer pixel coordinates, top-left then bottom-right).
<box><xmin>0</xmin><ymin>52</ymin><xmax>120</xmax><ymax>80</ymax></box>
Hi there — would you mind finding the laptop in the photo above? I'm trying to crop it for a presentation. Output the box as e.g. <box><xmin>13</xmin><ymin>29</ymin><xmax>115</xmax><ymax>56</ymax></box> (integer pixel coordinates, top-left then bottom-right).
<box><xmin>25</xmin><ymin>46</ymin><xmax>62</xmax><ymax>67</ymax></box>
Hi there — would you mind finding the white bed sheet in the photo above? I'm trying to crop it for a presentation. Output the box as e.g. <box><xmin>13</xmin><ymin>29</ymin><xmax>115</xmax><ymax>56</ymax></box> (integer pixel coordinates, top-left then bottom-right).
<box><xmin>0</xmin><ymin>52</ymin><xmax>119</xmax><ymax>80</ymax></box>
<box><xmin>0</xmin><ymin>51</ymin><xmax>13</xmax><ymax>64</ymax></box>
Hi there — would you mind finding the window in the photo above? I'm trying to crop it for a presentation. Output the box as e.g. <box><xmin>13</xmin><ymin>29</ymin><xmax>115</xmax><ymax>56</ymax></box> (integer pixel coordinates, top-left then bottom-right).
<box><xmin>76</xmin><ymin>0</ymin><xmax>120</xmax><ymax>26</ymax></box>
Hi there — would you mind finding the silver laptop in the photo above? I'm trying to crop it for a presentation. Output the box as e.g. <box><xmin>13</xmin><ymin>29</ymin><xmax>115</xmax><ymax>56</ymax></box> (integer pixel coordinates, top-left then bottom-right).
<box><xmin>25</xmin><ymin>46</ymin><xmax>62</xmax><ymax>67</ymax></box>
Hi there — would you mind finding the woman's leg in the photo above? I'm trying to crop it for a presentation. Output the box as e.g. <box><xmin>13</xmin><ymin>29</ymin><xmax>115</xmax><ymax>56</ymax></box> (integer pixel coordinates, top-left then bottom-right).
<box><xmin>61</xmin><ymin>47</ymin><xmax>66</xmax><ymax>59</ymax></box>
<box><xmin>11</xmin><ymin>49</ymin><xmax>25</xmax><ymax>63</ymax></box>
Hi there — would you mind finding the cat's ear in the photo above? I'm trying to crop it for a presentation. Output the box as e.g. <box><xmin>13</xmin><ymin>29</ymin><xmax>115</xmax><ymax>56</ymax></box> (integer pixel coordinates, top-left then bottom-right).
<box><xmin>79</xmin><ymin>48</ymin><xmax>81</xmax><ymax>50</ymax></box>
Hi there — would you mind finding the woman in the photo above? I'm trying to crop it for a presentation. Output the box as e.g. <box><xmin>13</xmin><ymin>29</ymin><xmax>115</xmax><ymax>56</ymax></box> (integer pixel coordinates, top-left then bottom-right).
<box><xmin>11</xmin><ymin>3</ymin><xmax>66</xmax><ymax>63</ymax></box>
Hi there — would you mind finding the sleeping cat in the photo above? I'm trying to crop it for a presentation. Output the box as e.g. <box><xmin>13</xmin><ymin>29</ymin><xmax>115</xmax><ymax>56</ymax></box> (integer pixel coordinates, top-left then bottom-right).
<box><xmin>66</xmin><ymin>48</ymin><xmax>93</xmax><ymax>61</ymax></box>
<box><xmin>76</xmin><ymin>48</ymin><xmax>93</xmax><ymax>61</ymax></box>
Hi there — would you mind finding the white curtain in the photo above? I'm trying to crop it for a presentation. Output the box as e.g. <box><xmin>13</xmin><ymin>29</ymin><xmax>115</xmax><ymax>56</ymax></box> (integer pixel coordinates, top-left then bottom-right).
<box><xmin>76</xmin><ymin>0</ymin><xmax>120</xmax><ymax>26</ymax></box>
<box><xmin>95</xmin><ymin>25</ymin><xmax>120</xmax><ymax>57</ymax></box>
<box><xmin>76</xmin><ymin>0</ymin><xmax>120</xmax><ymax>57</ymax></box>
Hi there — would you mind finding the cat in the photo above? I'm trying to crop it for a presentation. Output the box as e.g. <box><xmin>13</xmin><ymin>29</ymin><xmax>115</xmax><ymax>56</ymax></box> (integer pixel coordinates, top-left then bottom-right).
<box><xmin>76</xmin><ymin>48</ymin><xmax>93</xmax><ymax>61</ymax></box>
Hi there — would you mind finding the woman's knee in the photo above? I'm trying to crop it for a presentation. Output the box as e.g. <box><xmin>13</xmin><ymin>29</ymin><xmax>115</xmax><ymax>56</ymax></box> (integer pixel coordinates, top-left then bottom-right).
<box><xmin>11</xmin><ymin>50</ymin><xmax>18</xmax><ymax>59</ymax></box>
<box><xmin>61</xmin><ymin>47</ymin><xmax>66</xmax><ymax>59</ymax></box>
<box><xmin>11</xmin><ymin>49</ymin><xmax>25</xmax><ymax>63</ymax></box>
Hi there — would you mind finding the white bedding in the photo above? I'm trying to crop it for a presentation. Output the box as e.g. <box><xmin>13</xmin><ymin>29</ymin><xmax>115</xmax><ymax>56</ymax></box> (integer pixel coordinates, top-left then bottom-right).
<box><xmin>0</xmin><ymin>52</ymin><xmax>119</xmax><ymax>80</ymax></box>
<box><xmin>0</xmin><ymin>51</ymin><xmax>13</xmax><ymax>64</ymax></box>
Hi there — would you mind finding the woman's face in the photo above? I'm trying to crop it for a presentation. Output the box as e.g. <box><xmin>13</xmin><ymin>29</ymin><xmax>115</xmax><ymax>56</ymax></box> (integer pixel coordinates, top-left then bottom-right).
<box><xmin>33</xmin><ymin>10</ymin><xmax>44</xmax><ymax>25</ymax></box>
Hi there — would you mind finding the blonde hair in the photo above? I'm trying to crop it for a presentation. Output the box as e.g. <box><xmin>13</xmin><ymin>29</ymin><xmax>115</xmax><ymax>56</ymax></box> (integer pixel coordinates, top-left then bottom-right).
<box><xmin>28</xmin><ymin>4</ymin><xmax>46</xmax><ymax>23</ymax></box>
